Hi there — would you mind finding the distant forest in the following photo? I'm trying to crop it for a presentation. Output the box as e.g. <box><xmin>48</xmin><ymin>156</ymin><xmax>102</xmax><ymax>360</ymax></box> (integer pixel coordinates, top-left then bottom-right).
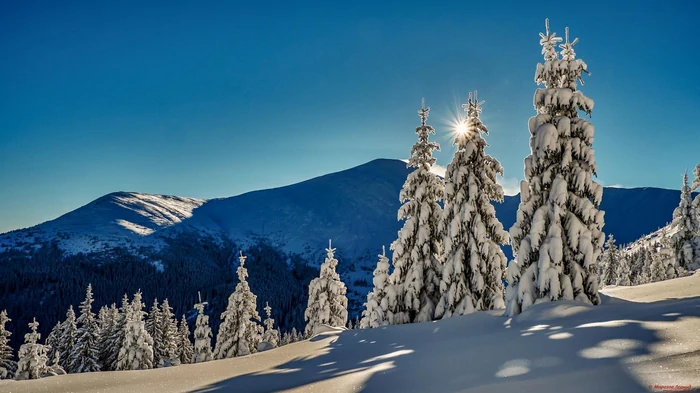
<box><xmin>0</xmin><ymin>233</ymin><xmax>320</xmax><ymax>353</ymax></box>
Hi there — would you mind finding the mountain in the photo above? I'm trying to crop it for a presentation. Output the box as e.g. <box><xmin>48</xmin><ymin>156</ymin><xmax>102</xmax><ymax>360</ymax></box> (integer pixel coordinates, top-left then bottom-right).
<box><xmin>1</xmin><ymin>159</ymin><xmax>684</xmax><ymax>259</ymax></box>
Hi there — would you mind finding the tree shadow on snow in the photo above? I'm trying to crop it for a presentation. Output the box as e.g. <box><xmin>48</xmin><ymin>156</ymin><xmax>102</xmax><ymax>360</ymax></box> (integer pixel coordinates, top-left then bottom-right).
<box><xmin>189</xmin><ymin>295</ymin><xmax>700</xmax><ymax>393</ymax></box>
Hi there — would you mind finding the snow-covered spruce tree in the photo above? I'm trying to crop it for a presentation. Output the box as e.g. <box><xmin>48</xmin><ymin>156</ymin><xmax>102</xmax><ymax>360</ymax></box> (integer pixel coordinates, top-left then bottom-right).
<box><xmin>15</xmin><ymin>318</ymin><xmax>49</xmax><ymax>380</ymax></box>
<box><xmin>116</xmin><ymin>290</ymin><xmax>154</xmax><ymax>371</ymax></box>
<box><xmin>157</xmin><ymin>299</ymin><xmax>180</xmax><ymax>366</ymax></box>
<box><xmin>262</xmin><ymin>302</ymin><xmax>279</xmax><ymax>348</ymax></box>
<box><xmin>672</xmin><ymin>172</ymin><xmax>696</xmax><ymax>269</ymax></box>
<box><xmin>45</xmin><ymin>321</ymin><xmax>63</xmax><ymax>368</ymax></box>
<box><xmin>388</xmin><ymin>100</ymin><xmax>444</xmax><ymax>324</ymax></box>
<box><xmin>692</xmin><ymin>164</ymin><xmax>700</xmax><ymax>269</ymax></box>
<box><xmin>600</xmin><ymin>235</ymin><xmax>620</xmax><ymax>286</ymax></box>
<box><xmin>304</xmin><ymin>240</ymin><xmax>349</xmax><ymax>336</ymax></box>
<box><xmin>96</xmin><ymin>304</ymin><xmax>117</xmax><ymax>370</ymax></box>
<box><xmin>177</xmin><ymin>315</ymin><xmax>193</xmax><ymax>364</ymax></box>
<box><xmin>145</xmin><ymin>298</ymin><xmax>161</xmax><ymax>361</ymax></box>
<box><xmin>103</xmin><ymin>296</ymin><xmax>128</xmax><ymax>371</ymax></box>
<box><xmin>192</xmin><ymin>293</ymin><xmax>213</xmax><ymax>363</ymax></box>
<box><xmin>70</xmin><ymin>284</ymin><xmax>101</xmax><ymax>373</ymax></box>
<box><xmin>615</xmin><ymin>256</ymin><xmax>631</xmax><ymax>286</ymax></box>
<box><xmin>360</xmin><ymin>246</ymin><xmax>392</xmax><ymax>328</ymax></box>
<box><xmin>435</xmin><ymin>93</ymin><xmax>509</xmax><ymax>319</ymax></box>
<box><xmin>281</xmin><ymin>331</ymin><xmax>290</xmax><ymax>346</ymax></box>
<box><xmin>0</xmin><ymin>310</ymin><xmax>16</xmax><ymax>380</ymax></box>
<box><xmin>505</xmin><ymin>20</ymin><xmax>604</xmax><ymax>317</ymax></box>
<box><xmin>291</xmin><ymin>327</ymin><xmax>299</xmax><ymax>342</ymax></box>
<box><xmin>214</xmin><ymin>252</ymin><xmax>263</xmax><ymax>359</ymax></box>
<box><xmin>45</xmin><ymin>350</ymin><xmax>66</xmax><ymax>377</ymax></box>
<box><xmin>58</xmin><ymin>306</ymin><xmax>78</xmax><ymax>371</ymax></box>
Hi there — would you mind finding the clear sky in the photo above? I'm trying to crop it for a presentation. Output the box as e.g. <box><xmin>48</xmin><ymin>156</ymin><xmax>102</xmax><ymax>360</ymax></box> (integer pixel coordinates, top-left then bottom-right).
<box><xmin>1</xmin><ymin>0</ymin><xmax>699</xmax><ymax>233</ymax></box>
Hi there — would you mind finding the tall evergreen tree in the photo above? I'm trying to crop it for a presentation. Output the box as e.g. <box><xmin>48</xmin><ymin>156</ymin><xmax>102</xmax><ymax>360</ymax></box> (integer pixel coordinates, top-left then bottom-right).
<box><xmin>145</xmin><ymin>298</ymin><xmax>161</xmax><ymax>358</ymax></box>
<box><xmin>0</xmin><ymin>310</ymin><xmax>16</xmax><ymax>380</ymax></box>
<box><xmin>45</xmin><ymin>321</ymin><xmax>63</xmax><ymax>368</ymax></box>
<box><xmin>58</xmin><ymin>306</ymin><xmax>78</xmax><ymax>372</ymax></box>
<box><xmin>600</xmin><ymin>235</ymin><xmax>620</xmax><ymax>286</ymax></box>
<box><xmin>15</xmin><ymin>318</ymin><xmax>49</xmax><ymax>380</ymax></box>
<box><xmin>672</xmin><ymin>172</ymin><xmax>696</xmax><ymax>269</ymax></box>
<box><xmin>70</xmin><ymin>284</ymin><xmax>101</xmax><ymax>373</ymax></box>
<box><xmin>192</xmin><ymin>293</ymin><xmax>213</xmax><ymax>363</ymax></box>
<box><xmin>692</xmin><ymin>164</ymin><xmax>700</xmax><ymax>269</ymax></box>
<box><xmin>177</xmin><ymin>315</ymin><xmax>193</xmax><ymax>365</ymax></box>
<box><xmin>388</xmin><ymin>100</ymin><xmax>444</xmax><ymax>324</ymax></box>
<box><xmin>436</xmin><ymin>92</ymin><xmax>509</xmax><ymax>319</ymax></box>
<box><xmin>104</xmin><ymin>296</ymin><xmax>128</xmax><ymax>371</ymax></box>
<box><xmin>304</xmin><ymin>240</ymin><xmax>349</xmax><ymax>336</ymax></box>
<box><xmin>360</xmin><ymin>246</ymin><xmax>393</xmax><ymax>328</ymax></box>
<box><xmin>116</xmin><ymin>290</ymin><xmax>154</xmax><ymax>371</ymax></box>
<box><xmin>615</xmin><ymin>257</ymin><xmax>631</xmax><ymax>286</ymax></box>
<box><xmin>97</xmin><ymin>304</ymin><xmax>119</xmax><ymax>371</ymax></box>
<box><xmin>214</xmin><ymin>252</ymin><xmax>263</xmax><ymax>359</ymax></box>
<box><xmin>157</xmin><ymin>299</ymin><xmax>179</xmax><ymax>366</ymax></box>
<box><xmin>262</xmin><ymin>302</ymin><xmax>279</xmax><ymax>348</ymax></box>
<box><xmin>506</xmin><ymin>20</ymin><xmax>604</xmax><ymax>316</ymax></box>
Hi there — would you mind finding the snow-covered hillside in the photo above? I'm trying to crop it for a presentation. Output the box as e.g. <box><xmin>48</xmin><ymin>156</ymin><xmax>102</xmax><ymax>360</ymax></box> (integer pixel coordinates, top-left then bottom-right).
<box><xmin>0</xmin><ymin>159</ymin><xmax>688</xmax><ymax>262</ymax></box>
<box><xmin>3</xmin><ymin>272</ymin><xmax>698</xmax><ymax>393</ymax></box>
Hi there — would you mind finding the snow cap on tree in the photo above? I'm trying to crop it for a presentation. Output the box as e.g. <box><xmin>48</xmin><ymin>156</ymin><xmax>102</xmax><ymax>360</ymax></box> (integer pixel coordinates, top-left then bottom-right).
<box><xmin>388</xmin><ymin>99</ymin><xmax>444</xmax><ymax>324</ymax></box>
<box><xmin>0</xmin><ymin>310</ymin><xmax>16</xmax><ymax>380</ymax></box>
<box><xmin>506</xmin><ymin>20</ymin><xmax>603</xmax><ymax>317</ymax></box>
<box><xmin>192</xmin><ymin>292</ymin><xmax>213</xmax><ymax>363</ymax></box>
<box><xmin>15</xmin><ymin>318</ymin><xmax>49</xmax><ymax>380</ymax></box>
<box><xmin>304</xmin><ymin>240</ymin><xmax>349</xmax><ymax>336</ymax></box>
<box><xmin>436</xmin><ymin>92</ymin><xmax>508</xmax><ymax>319</ymax></box>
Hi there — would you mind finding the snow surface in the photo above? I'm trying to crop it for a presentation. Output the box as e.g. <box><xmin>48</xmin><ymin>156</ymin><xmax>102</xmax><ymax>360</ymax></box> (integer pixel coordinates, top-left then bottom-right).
<box><xmin>3</xmin><ymin>274</ymin><xmax>699</xmax><ymax>392</ymax></box>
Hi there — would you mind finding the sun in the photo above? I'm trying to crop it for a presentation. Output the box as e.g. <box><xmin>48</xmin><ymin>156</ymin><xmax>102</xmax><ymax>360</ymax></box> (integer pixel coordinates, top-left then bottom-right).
<box><xmin>455</xmin><ymin>121</ymin><xmax>467</xmax><ymax>135</ymax></box>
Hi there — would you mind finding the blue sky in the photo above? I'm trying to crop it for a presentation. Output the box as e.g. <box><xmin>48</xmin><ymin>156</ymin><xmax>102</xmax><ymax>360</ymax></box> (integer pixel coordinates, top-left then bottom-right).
<box><xmin>1</xmin><ymin>0</ymin><xmax>699</xmax><ymax>233</ymax></box>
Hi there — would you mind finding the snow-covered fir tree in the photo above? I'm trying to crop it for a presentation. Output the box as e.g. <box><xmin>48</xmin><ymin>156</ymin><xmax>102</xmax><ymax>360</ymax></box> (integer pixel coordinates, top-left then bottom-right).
<box><xmin>506</xmin><ymin>20</ymin><xmax>604</xmax><ymax>317</ymax></box>
<box><xmin>177</xmin><ymin>315</ymin><xmax>193</xmax><ymax>365</ymax></box>
<box><xmin>15</xmin><ymin>318</ymin><xmax>49</xmax><ymax>380</ymax></box>
<box><xmin>45</xmin><ymin>350</ymin><xmax>66</xmax><ymax>377</ymax></box>
<box><xmin>436</xmin><ymin>92</ymin><xmax>508</xmax><ymax>319</ymax></box>
<box><xmin>291</xmin><ymin>327</ymin><xmax>300</xmax><ymax>343</ymax></box>
<box><xmin>157</xmin><ymin>299</ymin><xmax>180</xmax><ymax>366</ymax></box>
<box><xmin>360</xmin><ymin>246</ymin><xmax>392</xmax><ymax>328</ymax></box>
<box><xmin>692</xmin><ymin>164</ymin><xmax>700</xmax><ymax>269</ymax></box>
<box><xmin>70</xmin><ymin>284</ymin><xmax>101</xmax><ymax>373</ymax></box>
<box><xmin>672</xmin><ymin>172</ymin><xmax>696</xmax><ymax>269</ymax></box>
<box><xmin>262</xmin><ymin>302</ymin><xmax>279</xmax><ymax>348</ymax></box>
<box><xmin>96</xmin><ymin>304</ymin><xmax>117</xmax><ymax>370</ymax></box>
<box><xmin>45</xmin><ymin>321</ymin><xmax>62</xmax><ymax>368</ymax></box>
<box><xmin>59</xmin><ymin>305</ymin><xmax>78</xmax><ymax>372</ymax></box>
<box><xmin>0</xmin><ymin>310</ymin><xmax>16</xmax><ymax>380</ymax></box>
<box><xmin>281</xmin><ymin>331</ymin><xmax>290</xmax><ymax>346</ymax></box>
<box><xmin>116</xmin><ymin>290</ymin><xmax>154</xmax><ymax>371</ymax></box>
<box><xmin>214</xmin><ymin>252</ymin><xmax>263</xmax><ymax>359</ymax></box>
<box><xmin>389</xmin><ymin>100</ymin><xmax>444</xmax><ymax>324</ymax></box>
<box><xmin>145</xmin><ymin>298</ymin><xmax>161</xmax><ymax>352</ymax></box>
<box><xmin>192</xmin><ymin>293</ymin><xmax>213</xmax><ymax>363</ymax></box>
<box><xmin>600</xmin><ymin>235</ymin><xmax>620</xmax><ymax>286</ymax></box>
<box><xmin>615</xmin><ymin>256</ymin><xmax>631</xmax><ymax>286</ymax></box>
<box><xmin>304</xmin><ymin>240</ymin><xmax>349</xmax><ymax>336</ymax></box>
<box><xmin>103</xmin><ymin>296</ymin><xmax>128</xmax><ymax>371</ymax></box>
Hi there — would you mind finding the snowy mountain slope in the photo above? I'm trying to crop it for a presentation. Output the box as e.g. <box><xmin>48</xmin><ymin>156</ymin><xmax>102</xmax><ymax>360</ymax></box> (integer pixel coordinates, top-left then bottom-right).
<box><xmin>0</xmin><ymin>192</ymin><xmax>205</xmax><ymax>253</ymax></box>
<box><xmin>3</xmin><ymin>273</ymin><xmax>699</xmax><ymax>393</ymax></box>
<box><xmin>0</xmin><ymin>159</ymin><xmax>687</xmax><ymax>260</ymax></box>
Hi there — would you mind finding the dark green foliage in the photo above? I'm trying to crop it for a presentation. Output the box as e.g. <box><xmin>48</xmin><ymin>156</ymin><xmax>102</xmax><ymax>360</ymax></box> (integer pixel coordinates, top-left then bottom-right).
<box><xmin>0</xmin><ymin>234</ymin><xmax>317</xmax><ymax>355</ymax></box>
